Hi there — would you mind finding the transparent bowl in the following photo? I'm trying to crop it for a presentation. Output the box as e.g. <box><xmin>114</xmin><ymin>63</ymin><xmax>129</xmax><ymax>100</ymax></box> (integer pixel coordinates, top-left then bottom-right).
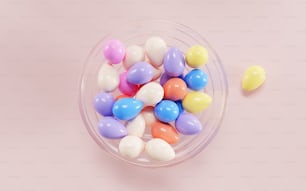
<box><xmin>79</xmin><ymin>20</ymin><xmax>228</xmax><ymax>168</ymax></box>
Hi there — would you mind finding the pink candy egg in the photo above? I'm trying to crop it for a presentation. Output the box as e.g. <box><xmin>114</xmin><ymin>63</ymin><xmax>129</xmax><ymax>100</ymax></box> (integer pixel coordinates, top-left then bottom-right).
<box><xmin>103</xmin><ymin>40</ymin><xmax>126</xmax><ymax>64</ymax></box>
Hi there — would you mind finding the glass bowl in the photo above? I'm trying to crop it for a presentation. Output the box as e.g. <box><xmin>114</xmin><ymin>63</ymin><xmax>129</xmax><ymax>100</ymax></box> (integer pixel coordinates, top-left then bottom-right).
<box><xmin>78</xmin><ymin>20</ymin><xmax>228</xmax><ymax>168</ymax></box>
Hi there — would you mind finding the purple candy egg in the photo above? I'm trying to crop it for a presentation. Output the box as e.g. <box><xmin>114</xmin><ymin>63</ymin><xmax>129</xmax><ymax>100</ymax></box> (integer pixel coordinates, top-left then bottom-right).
<box><xmin>175</xmin><ymin>112</ymin><xmax>203</xmax><ymax>135</ymax></box>
<box><xmin>103</xmin><ymin>39</ymin><xmax>125</xmax><ymax>64</ymax></box>
<box><xmin>98</xmin><ymin>117</ymin><xmax>127</xmax><ymax>139</ymax></box>
<box><xmin>94</xmin><ymin>92</ymin><xmax>115</xmax><ymax>116</ymax></box>
<box><xmin>163</xmin><ymin>47</ymin><xmax>185</xmax><ymax>77</ymax></box>
<box><xmin>126</xmin><ymin>61</ymin><xmax>154</xmax><ymax>85</ymax></box>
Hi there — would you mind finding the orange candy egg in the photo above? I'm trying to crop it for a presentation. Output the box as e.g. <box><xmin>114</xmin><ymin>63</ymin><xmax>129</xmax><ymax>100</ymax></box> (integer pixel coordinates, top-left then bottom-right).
<box><xmin>163</xmin><ymin>78</ymin><xmax>188</xmax><ymax>101</ymax></box>
<box><xmin>151</xmin><ymin>121</ymin><xmax>179</xmax><ymax>144</ymax></box>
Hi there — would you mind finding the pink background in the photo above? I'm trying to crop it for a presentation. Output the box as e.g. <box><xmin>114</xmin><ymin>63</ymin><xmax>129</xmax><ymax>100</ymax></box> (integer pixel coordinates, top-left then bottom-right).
<box><xmin>1</xmin><ymin>0</ymin><xmax>306</xmax><ymax>190</ymax></box>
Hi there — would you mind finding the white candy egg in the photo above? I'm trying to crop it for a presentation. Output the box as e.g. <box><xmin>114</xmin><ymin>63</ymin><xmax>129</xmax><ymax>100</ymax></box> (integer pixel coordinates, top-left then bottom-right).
<box><xmin>135</xmin><ymin>82</ymin><xmax>164</xmax><ymax>106</ymax></box>
<box><xmin>145</xmin><ymin>37</ymin><xmax>167</xmax><ymax>67</ymax></box>
<box><xmin>141</xmin><ymin>107</ymin><xmax>157</xmax><ymax>127</ymax></box>
<box><xmin>123</xmin><ymin>45</ymin><xmax>145</xmax><ymax>69</ymax></box>
<box><xmin>119</xmin><ymin>136</ymin><xmax>144</xmax><ymax>158</ymax></box>
<box><xmin>126</xmin><ymin>114</ymin><xmax>146</xmax><ymax>137</ymax></box>
<box><xmin>97</xmin><ymin>63</ymin><xmax>119</xmax><ymax>92</ymax></box>
<box><xmin>145</xmin><ymin>138</ymin><xmax>175</xmax><ymax>161</ymax></box>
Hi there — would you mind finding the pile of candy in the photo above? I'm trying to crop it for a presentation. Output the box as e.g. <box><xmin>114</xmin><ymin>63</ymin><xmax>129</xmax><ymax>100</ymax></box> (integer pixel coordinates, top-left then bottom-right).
<box><xmin>94</xmin><ymin>37</ymin><xmax>212</xmax><ymax>161</ymax></box>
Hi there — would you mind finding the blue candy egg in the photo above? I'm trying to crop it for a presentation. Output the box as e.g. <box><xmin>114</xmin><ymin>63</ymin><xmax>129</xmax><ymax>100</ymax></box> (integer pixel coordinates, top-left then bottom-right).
<box><xmin>163</xmin><ymin>47</ymin><xmax>185</xmax><ymax>77</ymax></box>
<box><xmin>184</xmin><ymin>69</ymin><xmax>208</xmax><ymax>90</ymax></box>
<box><xmin>154</xmin><ymin>100</ymin><xmax>179</xmax><ymax>123</ymax></box>
<box><xmin>112</xmin><ymin>98</ymin><xmax>144</xmax><ymax>120</ymax></box>
<box><xmin>175</xmin><ymin>100</ymin><xmax>184</xmax><ymax>114</ymax></box>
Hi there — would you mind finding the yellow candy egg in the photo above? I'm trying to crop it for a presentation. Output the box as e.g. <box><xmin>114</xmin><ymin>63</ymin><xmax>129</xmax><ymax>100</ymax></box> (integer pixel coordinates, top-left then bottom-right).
<box><xmin>242</xmin><ymin>65</ymin><xmax>266</xmax><ymax>91</ymax></box>
<box><xmin>182</xmin><ymin>92</ymin><xmax>212</xmax><ymax>113</ymax></box>
<box><xmin>186</xmin><ymin>45</ymin><xmax>208</xmax><ymax>68</ymax></box>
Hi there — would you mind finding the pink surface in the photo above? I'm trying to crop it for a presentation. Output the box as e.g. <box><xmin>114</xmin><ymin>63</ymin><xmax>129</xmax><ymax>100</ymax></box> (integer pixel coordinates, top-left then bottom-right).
<box><xmin>1</xmin><ymin>0</ymin><xmax>306</xmax><ymax>190</ymax></box>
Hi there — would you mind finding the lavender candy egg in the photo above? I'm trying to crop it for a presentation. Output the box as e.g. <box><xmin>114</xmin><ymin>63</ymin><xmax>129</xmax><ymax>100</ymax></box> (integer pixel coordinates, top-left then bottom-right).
<box><xmin>94</xmin><ymin>92</ymin><xmax>115</xmax><ymax>116</ymax></box>
<box><xmin>98</xmin><ymin>117</ymin><xmax>127</xmax><ymax>139</ymax></box>
<box><xmin>175</xmin><ymin>112</ymin><xmax>203</xmax><ymax>135</ymax></box>
<box><xmin>163</xmin><ymin>47</ymin><xmax>185</xmax><ymax>77</ymax></box>
<box><xmin>126</xmin><ymin>61</ymin><xmax>154</xmax><ymax>85</ymax></box>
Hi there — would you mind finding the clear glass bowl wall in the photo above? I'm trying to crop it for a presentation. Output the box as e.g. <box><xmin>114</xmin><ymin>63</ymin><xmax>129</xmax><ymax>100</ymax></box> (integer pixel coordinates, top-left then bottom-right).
<box><xmin>79</xmin><ymin>20</ymin><xmax>228</xmax><ymax>168</ymax></box>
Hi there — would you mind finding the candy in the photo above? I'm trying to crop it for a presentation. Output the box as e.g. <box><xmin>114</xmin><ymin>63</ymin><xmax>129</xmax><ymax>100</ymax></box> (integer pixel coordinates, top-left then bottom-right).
<box><xmin>175</xmin><ymin>100</ymin><xmax>184</xmax><ymax>114</ymax></box>
<box><xmin>154</xmin><ymin>100</ymin><xmax>179</xmax><ymax>123</ymax></box>
<box><xmin>182</xmin><ymin>92</ymin><xmax>212</xmax><ymax>113</ymax></box>
<box><xmin>163</xmin><ymin>47</ymin><xmax>185</xmax><ymax>77</ymax></box>
<box><xmin>119</xmin><ymin>135</ymin><xmax>144</xmax><ymax>158</ymax></box>
<box><xmin>159</xmin><ymin>73</ymin><xmax>183</xmax><ymax>86</ymax></box>
<box><xmin>175</xmin><ymin>112</ymin><xmax>202</xmax><ymax>135</ymax></box>
<box><xmin>97</xmin><ymin>63</ymin><xmax>119</xmax><ymax>92</ymax></box>
<box><xmin>126</xmin><ymin>114</ymin><xmax>146</xmax><ymax>137</ymax></box>
<box><xmin>184</xmin><ymin>69</ymin><xmax>208</xmax><ymax>90</ymax></box>
<box><xmin>127</xmin><ymin>61</ymin><xmax>154</xmax><ymax>85</ymax></box>
<box><xmin>112</xmin><ymin>98</ymin><xmax>144</xmax><ymax>120</ymax></box>
<box><xmin>152</xmin><ymin>67</ymin><xmax>162</xmax><ymax>80</ymax></box>
<box><xmin>123</xmin><ymin>45</ymin><xmax>145</xmax><ymax>69</ymax></box>
<box><xmin>115</xmin><ymin>94</ymin><xmax>130</xmax><ymax>100</ymax></box>
<box><xmin>163</xmin><ymin>78</ymin><xmax>187</xmax><ymax>101</ymax></box>
<box><xmin>119</xmin><ymin>72</ymin><xmax>139</xmax><ymax>96</ymax></box>
<box><xmin>98</xmin><ymin>117</ymin><xmax>127</xmax><ymax>139</ymax></box>
<box><xmin>186</xmin><ymin>45</ymin><xmax>208</xmax><ymax>68</ymax></box>
<box><xmin>141</xmin><ymin>106</ymin><xmax>157</xmax><ymax>127</ymax></box>
<box><xmin>94</xmin><ymin>92</ymin><xmax>115</xmax><ymax>116</ymax></box>
<box><xmin>135</xmin><ymin>82</ymin><xmax>164</xmax><ymax>106</ymax></box>
<box><xmin>145</xmin><ymin>138</ymin><xmax>175</xmax><ymax>161</ymax></box>
<box><xmin>145</xmin><ymin>36</ymin><xmax>168</xmax><ymax>67</ymax></box>
<box><xmin>151</xmin><ymin>121</ymin><xmax>179</xmax><ymax>144</ymax></box>
<box><xmin>103</xmin><ymin>39</ymin><xmax>125</xmax><ymax>64</ymax></box>
<box><xmin>242</xmin><ymin>65</ymin><xmax>266</xmax><ymax>91</ymax></box>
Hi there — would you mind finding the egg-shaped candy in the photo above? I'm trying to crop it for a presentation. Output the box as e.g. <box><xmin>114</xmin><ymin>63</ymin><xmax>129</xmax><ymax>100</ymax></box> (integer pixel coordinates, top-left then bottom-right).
<box><xmin>182</xmin><ymin>92</ymin><xmax>212</xmax><ymax>113</ymax></box>
<box><xmin>159</xmin><ymin>73</ymin><xmax>184</xmax><ymax>86</ymax></box>
<box><xmin>112</xmin><ymin>98</ymin><xmax>144</xmax><ymax>120</ymax></box>
<box><xmin>163</xmin><ymin>47</ymin><xmax>185</xmax><ymax>77</ymax></box>
<box><xmin>242</xmin><ymin>65</ymin><xmax>266</xmax><ymax>91</ymax></box>
<box><xmin>175</xmin><ymin>112</ymin><xmax>202</xmax><ymax>135</ymax></box>
<box><xmin>119</xmin><ymin>136</ymin><xmax>144</xmax><ymax>158</ymax></box>
<box><xmin>126</xmin><ymin>62</ymin><xmax>154</xmax><ymax>85</ymax></box>
<box><xmin>119</xmin><ymin>72</ymin><xmax>139</xmax><ymax>96</ymax></box>
<box><xmin>97</xmin><ymin>63</ymin><xmax>119</xmax><ymax>92</ymax></box>
<box><xmin>186</xmin><ymin>45</ymin><xmax>208</xmax><ymax>68</ymax></box>
<box><xmin>123</xmin><ymin>45</ymin><xmax>145</xmax><ymax>69</ymax></box>
<box><xmin>141</xmin><ymin>106</ymin><xmax>157</xmax><ymax>127</ymax></box>
<box><xmin>145</xmin><ymin>138</ymin><xmax>175</xmax><ymax>161</ymax></box>
<box><xmin>103</xmin><ymin>39</ymin><xmax>125</xmax><ymax>64</ymax></box>
<box><xmin>154</xmin><ymin>100</ymin><xmax>179</xmax><ymax>123</ymax></box>
<box><xmin>145</xmin><ymin>36</ymin><xmax>167</xmax><ymax>67</ymax></box>
<box><xmin>135</xmin><ymin>82</ymin><xmax>164</xmax><ymax>106</ymax></box>
<box><xmin>163</xmin><ymin>78</ymin><xmax>187</xmax><ymax>101</ymax></box>
<box><xmin>151</xmin><ymin>121</ymin><xmax>179</xmax><ymax>144</ymax></box>
<box><xmin>184</xmin><ymin>69</ymin><xmax>208</xmax><ymax>90</ymax></box>
<box><xmin>94</xmin><ymin>92</ymin><xmax>115</xmax><ymax>116</ymax></box>
<box><xmin>98</xmin><ymin>117</ymin><xmax>127</xmax><ymax>139</ymax></box>
<box><xmin>175</xmin><ymin>100</ymin><xmax>184</xmax><ymax>114</ymax></box>
<box><xmin>126</xmin><ymin>114</ymin><xmax>146</xmax><ymax>137</ymax></box>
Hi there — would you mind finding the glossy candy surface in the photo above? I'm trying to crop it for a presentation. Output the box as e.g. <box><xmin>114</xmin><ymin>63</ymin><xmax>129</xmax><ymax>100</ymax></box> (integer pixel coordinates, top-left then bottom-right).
<box><xmin>112</xmin><ymin>98</ymin><xmax>144</xmax><ymax>120</ymax></box>
<box><xmin>94</xmin><ymin>92</ymin><xmax>115</xmax><ymax>116</ymax></box>
<box><xmin>103</xmin><ymin>40</ymin><xmax>125</xmax><ymax>64</ymax></box>
<box><xmin>182</xmin><ymin>92</ymin><xmax>212</xmax><ymax>113</ymax></box>
<box><xmin>119</xmin><ymin>136</ymin><xmax>144</xmax><ymax>158</ymax></box>
<box><xmin>184</xmin><ymin>69</ymin><xmax>208</xmax><ymax>90</ymax></box>
<box><xmin>163</xmin><ymin>78</ymin><xmax>187</xmax><ymax>101</ymax></box>
<box><xmin>175</xmin><ymin>112</ymin><xmax>203</xmax><ymax>135</ymax></box>
<box><xmin>126</xmin><ymin>62</ymin><xmax>154</xmax><ymax>85</ymax></box>
<box><xmin>242</xmin><ymin>65</ymin><xmax>266</xmax><ymax>91</ymax></box>
<box><xmin>163</xmin><ymin>47</ymin><xmax>185</xmax><ymax>77</ymax></box>
<box><xmin>154</xmin><ymin>100</ymin><xmax>179</xmax><ymax>123</ymax></box>
<box><xmin>135</xmin><ymin>82</ymin><xmax>164</xmax><ymax>106</ymax></box>
<box><xmin>186</xmin><ymin>45</ymin><xmax>208</xmax><ymax>68</ymax></box>
<box><xmin>98</xmin><ymin>117</ymin><xmax>127</xmax><ymax>139</ymax></box>
<box><xmin>151</xmin><ymin>121</ymin><xmax>179</xmax><ymax>144</ymax></box>
<box><xmin>145</xmin><ymin>138</ymin><xmax>175</xmax><ymax>161</ymax></box>
<box><xmin>145</xmin><ymin>36</ymin><xmax>167</xmax><ymax>67</ymax></box>
<box><xmin>97</xmin><ymin>63</ymin><xmax>119</xmax><ymax>92</ymax></box>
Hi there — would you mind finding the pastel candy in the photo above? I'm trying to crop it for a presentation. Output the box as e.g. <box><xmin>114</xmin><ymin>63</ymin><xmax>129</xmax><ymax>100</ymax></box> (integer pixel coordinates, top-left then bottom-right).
<box><xmin>98</xmin><ymin>117</ymin><xmax>127</xmax><ymax>139</ymax></box>
<box><xmin>160</xmin><ymin>73</ymin><xmax>183</xmax><ymax>86</ymax></box>
<box><xmin>242</xmin><ymin>65</ymin><xmax>266</xmax><ymax>91</ymax></box>
<box><xmin>112</xmin><ymin>98</ymin><xmax>144</xmax><ymax>120</ymax></box>
<box><xmin>119</xmin><ymin>136</ymin><xmax>144</xmax><ymax>158</ymax></box>
<box><xmin>103</xmin><ymin>39</ymin><xmax>125</xmax><ymax>64</ymax></box>
<box><xmin>135</xmin><ymin>82</ymin><xmax>164</xmax><ymax>106</ymax></box>
<box><xmin>123</xmin><ymin>45</ymin><xmax>145</xmax><ymax>69</ymax></box>
<box><xmin>163</xmin><ymin>47</ymin><xmax>185</xmax><ymax>77</ymax></box>
<box><xmin>184</xmin><ymin>69</ymin><xmax>208</xmax><ymax>90</ymax></box>
<box><xmin>163</xmin><ymin>78</ymin><xmax>187</xmax><ymax>101</ymax></box>
<box><xmin>145</xmin><ymin>36</ymin><xmax>167</xmax><ymax>67</ymax></box>
<box><xmin>141</xmin><ymin>106</ymin><xmax>157</xmax><ymax>127</ymax></box>
<box><xmin>145</xmin><ymin>138</ymin><xmax>175</xmax><ymax>161</ymax></box>
<box><xmin>126</xmin><ymin>114</ymin><xmax>146</xmax><ymax>137</ymax></box>
<box><xmin>94</xmin><ymin>92</ymin><xmax>115</xmax><ymax>116</ymax></box>
<box><xmin>97</xmin><ymin>63</ymin><xmax>119</xmax><ymax>92</ymax></box>
<box><xmin>154</xmin><ymin>100</ymin><xmax>179</xmax><ymax>123</ymax></box>
<box><xmin>119</xmin><ymin>72</ymin><xmax>139</xmax><ymax>96</ymax></box>
<box><xmin>127</xmin><ymin>62</ymin><xmax>154</xmax><ymax>85</ymax></box>
<box><xmin>186</xmin><ymin>45</ymin><xmax>208</xmax><ymax>68</ymax></box>
<box><xmin>151</xmin><ymin>121</ymin><xmax>179</xmax><ymax>144</ymax></box>
<box><xmin>182</xmin><ymin>92</ymin><xmax>212</xmax><ymax>113</ymax></box>
<box><xmin>175</xmin><ymin>100</ymin><xmax>184</xmax><ymax>114</ymax></box>
<box><xmin>175</xmin><ymin>112</ymin><xmax>202</xmax><ymax>135</ymax></box>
